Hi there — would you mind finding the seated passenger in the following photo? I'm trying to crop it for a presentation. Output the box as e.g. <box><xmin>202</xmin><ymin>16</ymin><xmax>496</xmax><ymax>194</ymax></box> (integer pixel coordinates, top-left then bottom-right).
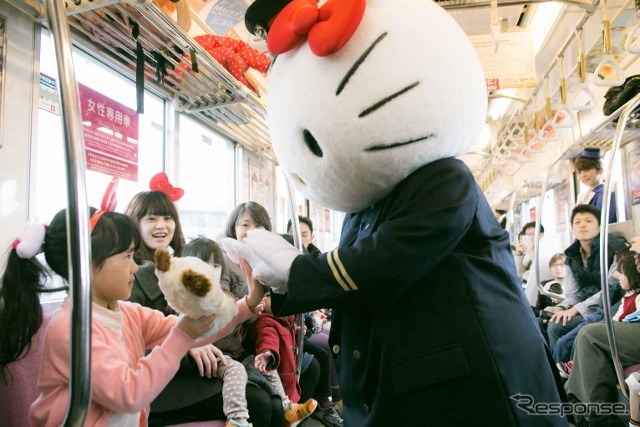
<box><xmin>182</xmin><ymin>237</ymin><xmax>318</xmax><ymax>427</ymax></box>
<box><xmin>565</xmin><ymin>242</ymin><xmax>640</xmax><ymax>425</ymax></box>
<box><xmin>223</xmin><ymin>201</ymin><xmax>329</xmax><ymax>425</ymax></box>
<box><xmin>539</xmin><ymin>205</ymin><xmax>628</xmax><ymax>353</ymax></box>
<box><xmin>514</xmin><ymin>221</ymin><xmax>555</xmax><ymax>297</ymax></box>
<box><xmin>513</xmin><ymin>221</ymin><xmax>541</xmax><ymax>280</ymax></box>
<box><xmin>180</xmin><ymin>237</ymin><xmax>255</xmax><ymax>427</ymax></box>
<box><xmin>286</xmin><ymin>216</ymin><xmax>321</xmax><ymax>255</ymax></box>
<box><xmin>244</xmin><ymin>296</ymin><xmax>318</xmax><ymax>426</ymax></box>
<box><xmin>551</xmin><ymin>259</ymin><xmax>625</xmax><ymax>365</ymax></box>
<box><xmin>554</xmin><ymin>247</ymin><xmax>640</xmax><ymax>378</ymax></box>
<box><xmin>125</xmin><ymin>184</ymin><xmax>282</xmax><ymax>427</ymax></box>
<box><xmin>534</xmin><ymin>253</ymin><xmax>567</xmax><ymax>317</ymax></box>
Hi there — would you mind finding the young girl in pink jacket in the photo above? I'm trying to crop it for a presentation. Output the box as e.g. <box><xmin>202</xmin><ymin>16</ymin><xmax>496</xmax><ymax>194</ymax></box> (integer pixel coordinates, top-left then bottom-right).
<box><xmin>0</xmin><ymin>207</ymin><xmax>263</xmax><ymax>427</ymax></box>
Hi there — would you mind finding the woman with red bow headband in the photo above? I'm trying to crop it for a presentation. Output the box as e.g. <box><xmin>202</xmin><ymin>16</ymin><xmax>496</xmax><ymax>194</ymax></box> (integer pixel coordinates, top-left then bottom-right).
<box><xmin>124</xmin><ymin>173</ymin><xmax>283</xmax><ymax>427</ymax></box>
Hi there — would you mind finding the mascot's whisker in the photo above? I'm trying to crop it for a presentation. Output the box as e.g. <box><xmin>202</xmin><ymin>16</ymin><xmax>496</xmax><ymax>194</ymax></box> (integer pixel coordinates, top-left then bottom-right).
<box><xmin>365</xmin><ymin>133</ymin><xmax>435</xmax><ymax>151</ymax></box>
<box><xmin>337</xmin><ymin>32</ymin><xmax>388</xmax><ymax>96</ymax></box>
<box><xmin>359</xmin><ymin>81</ymin><xmax>420</xmax><ymax>117</ymax></box>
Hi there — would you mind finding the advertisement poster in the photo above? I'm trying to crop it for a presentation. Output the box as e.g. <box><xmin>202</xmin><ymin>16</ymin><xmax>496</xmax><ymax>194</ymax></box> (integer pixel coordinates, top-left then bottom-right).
<box><xmin>630</xmin><ymin>147</ymin><xmax>640</xmax><ymax>205</ymax></box>
<box><xmin>78</xmin><ymin>85</ymin><xmax>139</xmax><ymax>181</ymax></box>
<box><xmin>247</xmin><ymin>154</ymin><xmax>274</xmax><ymax>215</ymax></box>
<box><xmin>469</xmin><ymin>32</ymin><xmax>537</xmax><ymax>92</ymax></box>
<box><xmin>201</xmin><ymin>0</ymin><xmax>247</xmax><ymax>36</ymax></box>
<box><xmin>553</xmin><ymin>183</ymin><xmax>569</xmax><ymax>232</ymax></box>
<box><xmin>38</xmin><ymin>75</ymin><xmax>139</xmax><ymax>180</ymax></box>
<box><xmin>38</xmin><ymin>74</ymin><xmax>61</xmax><ymax>115</ymax></box>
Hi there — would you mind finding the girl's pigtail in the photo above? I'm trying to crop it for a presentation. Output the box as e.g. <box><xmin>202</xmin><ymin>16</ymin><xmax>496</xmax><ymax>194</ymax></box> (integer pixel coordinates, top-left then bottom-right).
<box><xmin>0</xmin><ymin>224</ymin><xmax>48</xmax><ymax>386</ymax></box>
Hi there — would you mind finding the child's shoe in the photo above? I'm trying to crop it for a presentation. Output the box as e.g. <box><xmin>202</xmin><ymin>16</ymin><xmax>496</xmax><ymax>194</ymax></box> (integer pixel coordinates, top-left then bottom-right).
<box><xmin>556</xmin><ymin>361</ymin><xmax>573</xmax><ymax>379</ymax></box>
<box><xmin>285</xmin><ymin>398</ymin><xmax>317</xmax><ymax>427</ymax></box>
<box><xmin>311</xmin><ymin>402</ymin><xmax>344</xmax><ymax>427</ymax></box>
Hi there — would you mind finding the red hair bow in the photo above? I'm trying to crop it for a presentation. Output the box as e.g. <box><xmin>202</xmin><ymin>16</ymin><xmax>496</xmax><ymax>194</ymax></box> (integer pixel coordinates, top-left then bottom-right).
<box><xmin>267</xmin><ymin>0</ymin><xmax>366</xmax><ymax>57</ymax></box>
<box><xmin>89</xmin><ymin>176</ymin><xmax>119</xmax><ymax>233</ymax></box>
<box><xmin>149</xmin><ymin>172</ymin><xmax>185</xmax><ymax>202</ymax></box>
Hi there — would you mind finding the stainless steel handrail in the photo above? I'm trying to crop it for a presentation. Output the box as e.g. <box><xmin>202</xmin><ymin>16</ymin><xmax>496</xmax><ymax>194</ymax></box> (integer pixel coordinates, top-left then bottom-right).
<box><xmin>284</xmin><ymin>177</ymin><xmax>305</xmax><ymax>380</ymax></box>
<box><xmin>599</xmin><ymin>92</ymin><xmax>640</xmax><ymax>401</ymax></box>
<box><xmin>533</xmin><ymin>152</ymin><xmax>566</xmax><ymax>305</ymax></box>
<box><xmin>45</xmin><ymin>0</ymin><xmax>94</xmax><ymax>425</ymax></box>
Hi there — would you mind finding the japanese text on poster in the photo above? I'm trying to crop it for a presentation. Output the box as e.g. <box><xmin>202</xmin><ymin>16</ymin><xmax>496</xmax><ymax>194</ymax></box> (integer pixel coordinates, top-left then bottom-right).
<box><xmin>39</xmin><ymin>74</ymin><xmax>139</xmax><ymax>181</ymax></box>
<box><xmin>630</xmin><ymin>148</ymin><xmax>640</xmax><ymax>205</ymax></box>
<box><xmin>469</xmin><ymin>32</ymin><xmax>537</xmax><ymax>92</ymax></box>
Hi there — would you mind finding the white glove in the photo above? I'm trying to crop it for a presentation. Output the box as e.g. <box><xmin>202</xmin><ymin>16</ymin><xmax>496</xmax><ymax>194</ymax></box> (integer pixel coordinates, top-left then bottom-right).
<box><xmin>219</xmin><ymin>236</ymin><xmax>291</xmax><ymax>293</ymax></box>
<box><xmin>244</xmin><ymin>229</ymin><xmax>303</xmax><ymax>292</ymax></box>
<box><xmin>219</xmin><ymin>237</ymin><xmax>259</xmax><ymax>266</ymax></box>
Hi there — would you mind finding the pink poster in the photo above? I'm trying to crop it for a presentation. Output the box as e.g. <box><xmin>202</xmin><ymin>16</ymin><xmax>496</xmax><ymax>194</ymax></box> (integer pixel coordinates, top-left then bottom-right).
<box><xmin>78</xmin><ymin>85</ymin><xmax>139</xmax><ymax>181</ymax></box>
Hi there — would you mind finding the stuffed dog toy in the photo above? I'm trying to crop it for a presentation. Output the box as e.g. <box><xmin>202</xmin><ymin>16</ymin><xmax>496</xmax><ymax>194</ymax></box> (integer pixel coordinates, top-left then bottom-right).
<box><xmin>155</xmin><ymin>247</ymin><xmax>238</xmax><ymax>335</ymax></box>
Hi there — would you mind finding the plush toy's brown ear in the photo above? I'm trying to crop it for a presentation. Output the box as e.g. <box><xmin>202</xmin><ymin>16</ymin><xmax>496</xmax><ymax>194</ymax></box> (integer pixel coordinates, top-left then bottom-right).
<box><xmin>182</xmin><ymin>269</ymin><xmax>212</xmax><ymax>297</ymax></box>
<box><xmin>155</xmin><ymin>248</ymin><xmax>171</xmax><ymax>272</ymax></box>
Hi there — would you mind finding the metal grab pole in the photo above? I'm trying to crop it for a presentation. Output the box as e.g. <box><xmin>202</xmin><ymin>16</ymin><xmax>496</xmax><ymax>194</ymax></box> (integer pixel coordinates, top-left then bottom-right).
<box><xmin>600</xmin><ymin>92</ymin><xmax>640</xmax><ymax>401</ymax></box>
<box><xmin>283</xmin><ymin>174</ymin><xmax>305</xmax><ymax>379</ymax></box>
<box><xmin>253</xmin><ymin>95</ymin><xmax>306</xmax><ymax>380</ymax></box>
<box><xmin>533</xmin><ymin>154</ymin><xmax>566</xmax><ymax>302</ymax></box>
<box><xmin>45</xmin><ymin>0</ymin><xmax>93</xmax><ymax>425</ymax></box>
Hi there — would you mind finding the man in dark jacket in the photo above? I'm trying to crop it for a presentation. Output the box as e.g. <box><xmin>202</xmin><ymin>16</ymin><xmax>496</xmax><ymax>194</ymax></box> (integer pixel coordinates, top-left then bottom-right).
<box><xmin>287</xmin><ymin>215</ymin><xmax>322</xmax><ymax>256</ymax></box>
<box><xmin>544</xmin><ymin>204</ymin><xmax>628</xmax><ymax>354</ymax></box>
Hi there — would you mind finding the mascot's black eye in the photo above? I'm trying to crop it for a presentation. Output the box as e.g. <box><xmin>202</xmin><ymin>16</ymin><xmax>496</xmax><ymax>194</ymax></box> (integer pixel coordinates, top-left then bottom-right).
<box><xmin>303</xmin><ymin>129</ymin><xmax>323</xmax><ymax>158</ymax></box>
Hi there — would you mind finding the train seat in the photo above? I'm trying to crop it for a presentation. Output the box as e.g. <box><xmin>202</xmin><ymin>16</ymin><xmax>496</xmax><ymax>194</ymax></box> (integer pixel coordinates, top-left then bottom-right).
<box><xmin>625</xmin><ymin>364</ymin><xmax>640</xmax><ymax>378</ymax></box>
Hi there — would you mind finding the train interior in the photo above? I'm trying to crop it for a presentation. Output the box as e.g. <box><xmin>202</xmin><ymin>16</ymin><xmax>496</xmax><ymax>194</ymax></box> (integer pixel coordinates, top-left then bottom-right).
<box><xmin>4</xmin><ymin>0</ymin><xmax>640</xmax><ymax>425</ymax></box>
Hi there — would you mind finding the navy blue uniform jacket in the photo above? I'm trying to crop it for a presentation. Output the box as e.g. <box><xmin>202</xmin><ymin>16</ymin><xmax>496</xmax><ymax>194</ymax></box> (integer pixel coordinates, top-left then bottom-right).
<box><xmin>272</xmin><ymin>158</ymin><xmax>566</xmax><ymax>426</ymax></box>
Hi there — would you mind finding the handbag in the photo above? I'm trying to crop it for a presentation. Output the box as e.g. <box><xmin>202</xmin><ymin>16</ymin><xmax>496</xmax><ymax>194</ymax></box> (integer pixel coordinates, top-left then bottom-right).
<box><xmin>603</xmin><ymin>74</ymin><xmax>640</xmax><ymax>116</ymax></box>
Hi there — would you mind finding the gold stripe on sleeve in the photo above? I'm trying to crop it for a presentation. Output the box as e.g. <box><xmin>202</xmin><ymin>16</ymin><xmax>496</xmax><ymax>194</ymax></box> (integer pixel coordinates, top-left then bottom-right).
<box><xmin>328</xmin><ymin>249</ymin><xmax>351</xmax><ymax>292</ymax></box>
<box><xmin>332</xmin><ymin>249</ymin><xmax>359</xmax><ymax>291</ymax></box>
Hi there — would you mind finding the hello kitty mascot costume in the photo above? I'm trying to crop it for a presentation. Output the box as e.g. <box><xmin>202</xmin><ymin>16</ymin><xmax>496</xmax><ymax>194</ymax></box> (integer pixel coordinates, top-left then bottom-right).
<box><xmin>222</xmin><ymin>0</ymin><xmax>567</xmax><ymax>425</ymax></box>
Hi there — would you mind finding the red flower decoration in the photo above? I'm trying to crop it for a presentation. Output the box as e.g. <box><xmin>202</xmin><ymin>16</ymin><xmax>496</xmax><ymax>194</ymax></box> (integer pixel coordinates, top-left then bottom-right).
<box><xmin>149</xmin><ymin>172</ymin><xmax>185</xmax><ymax>202</ymax></box>
<box><xmin>267</xmin><ymin>0</ymin><xmax>366</xmax><ymax>57</ymax></box>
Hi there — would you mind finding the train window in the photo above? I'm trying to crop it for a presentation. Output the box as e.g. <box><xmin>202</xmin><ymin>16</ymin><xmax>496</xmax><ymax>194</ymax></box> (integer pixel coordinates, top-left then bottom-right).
<box><xmin>602</xmin><ymin>149</ymin><xmax>627</xmax><ymax>223</ymax></box>
<box><xmin>34</xmin><ymin>30</ymin><xmax>166</xmax><ymax>222</ymax></box>
<box><xmin>177</xmin><ymin>115</ymin><xmax>235</xmax><ymax>240</ymax></box>
<box><xmin>34</xmin><ymin>31</ymin><xmax>168</xmax><ymax>301</ymax></box>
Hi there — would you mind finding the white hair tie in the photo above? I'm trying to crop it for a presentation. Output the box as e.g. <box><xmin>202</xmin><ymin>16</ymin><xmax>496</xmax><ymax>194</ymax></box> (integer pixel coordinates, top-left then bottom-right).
<box><xmin>11</xmin><ymin>223</ymin><xmax>46</xmax><ymax>259</ymax></box>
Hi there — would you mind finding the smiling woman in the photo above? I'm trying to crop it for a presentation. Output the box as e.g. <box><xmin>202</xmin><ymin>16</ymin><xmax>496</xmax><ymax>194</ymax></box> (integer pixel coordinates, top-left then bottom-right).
<box><xmin>123</xmin><ymin>183</ymin><xmax>185</xmax><ymax>264</ymax></box>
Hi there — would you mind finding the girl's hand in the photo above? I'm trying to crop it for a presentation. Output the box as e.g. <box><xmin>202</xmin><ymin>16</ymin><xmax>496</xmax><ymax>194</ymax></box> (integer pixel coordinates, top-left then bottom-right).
<box><xmin>176</xmin><ymin>314</ymin><xmax>216</xmax><ymax>340</ymax></box>
<box><xmin>241</xmin><ymin>258</ymin><xmax>265</xmax><ymax>312</ymax></box>
<box><xmin>188</xmin><ymin>344</ymin><xmax>226</xmax><ymax>378</ymax></box>
<box><xmin>254</xmin><ymin>351</ymin><xmax>271</xmax><ymax>373</ymax></box>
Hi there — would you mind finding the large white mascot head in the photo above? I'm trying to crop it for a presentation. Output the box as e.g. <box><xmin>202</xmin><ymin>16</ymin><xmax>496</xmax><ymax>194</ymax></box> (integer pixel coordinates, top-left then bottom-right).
<box><xmin>247</xmin><ymin>0</ymin><xmax>487</xmax><ymax>213</ymax></box>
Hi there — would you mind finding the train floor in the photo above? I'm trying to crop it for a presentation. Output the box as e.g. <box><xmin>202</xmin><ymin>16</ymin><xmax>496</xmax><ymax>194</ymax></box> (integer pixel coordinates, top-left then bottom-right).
<box><xmin>299</xmin><ymin>417</ymin><xmax>324</xmax><ymax>426</ymax></box>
